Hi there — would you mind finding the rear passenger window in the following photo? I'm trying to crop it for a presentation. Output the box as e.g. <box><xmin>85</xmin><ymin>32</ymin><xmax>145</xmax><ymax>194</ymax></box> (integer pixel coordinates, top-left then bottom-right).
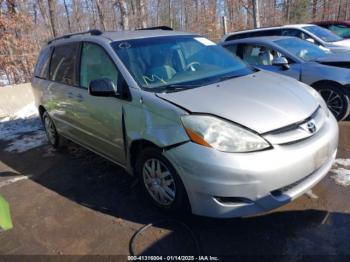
<box><xmin>49</xmin><ymin>43</ymin><xmax>79</xmax><ymax>86</ymax></box>
<box><xmin>80</xmin><ymin>43</ymin><xmax>119</xmax><ymax>89</ymax></box>
<box><xmin>34</xmin><ymin>47</ymin><xmax>51</xmax><ymax>79</ymax></box>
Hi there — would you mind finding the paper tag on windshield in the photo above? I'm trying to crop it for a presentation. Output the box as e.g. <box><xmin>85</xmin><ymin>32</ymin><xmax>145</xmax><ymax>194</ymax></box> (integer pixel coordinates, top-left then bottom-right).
<box><xmin>194</xmin><ymin>37</ymin><xmax>216</xmax><ymax>46</ymax></box>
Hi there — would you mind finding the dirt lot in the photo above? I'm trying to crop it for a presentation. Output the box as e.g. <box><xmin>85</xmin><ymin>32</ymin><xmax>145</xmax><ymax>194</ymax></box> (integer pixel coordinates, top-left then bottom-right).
<box><xmin>0</xmin><ymin>115</ymin><xmax>350</xmax><ymax>256</ymax></box>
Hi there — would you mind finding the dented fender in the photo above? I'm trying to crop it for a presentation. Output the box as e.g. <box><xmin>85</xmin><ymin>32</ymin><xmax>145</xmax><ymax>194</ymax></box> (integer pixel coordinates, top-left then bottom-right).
<box><xmin>123</xmin><ymin>90</ymin><xmax>190</xmax><ymax>171</ymax></box>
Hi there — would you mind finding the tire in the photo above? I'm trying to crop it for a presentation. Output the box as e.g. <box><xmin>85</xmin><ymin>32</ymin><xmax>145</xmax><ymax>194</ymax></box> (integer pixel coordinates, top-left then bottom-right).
<box><xmin>135</xmin><ymin>147</ymin><xmax>189</xmax><ymax>212</ymax></box>
<box><xmin>42</xmin><ymin>111</ymin><xmax>61</xmax><ymax>148</ymax></box>
<box><xmin>316</xmin><ymin>83</ymin><xmax>350</xmax><ymax>121</ymax></box>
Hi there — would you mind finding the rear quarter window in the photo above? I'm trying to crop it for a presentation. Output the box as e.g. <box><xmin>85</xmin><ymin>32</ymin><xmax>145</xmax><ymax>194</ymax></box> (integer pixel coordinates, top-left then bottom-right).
<box><xmin>34</xmin><ymin>47</ymin><xmax>51</xmax><ymax>79</ymax></box>
<box><xmin>49</xmin><ymin>43</ymin><xmax>79</xmax><ymax>86</ymax></box>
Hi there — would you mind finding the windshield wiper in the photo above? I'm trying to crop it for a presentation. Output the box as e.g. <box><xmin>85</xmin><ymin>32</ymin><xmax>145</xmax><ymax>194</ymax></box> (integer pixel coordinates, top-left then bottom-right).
<box><xmin>216</xmin><ymin>73</ymin><xmax>246</xmax><ymax>82</ymax></box>
<box><xmin>162</xmin><ymin>84</ymin><xmax>201</xmax><ymax>93</ymax></box>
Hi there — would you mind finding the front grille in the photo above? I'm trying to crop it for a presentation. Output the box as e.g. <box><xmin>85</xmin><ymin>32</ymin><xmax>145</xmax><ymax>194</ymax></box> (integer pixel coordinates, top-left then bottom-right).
<box><xmin>262</xmin><ymin>107</ymin><xmax>325</xmax><ymax>145</ymax></box>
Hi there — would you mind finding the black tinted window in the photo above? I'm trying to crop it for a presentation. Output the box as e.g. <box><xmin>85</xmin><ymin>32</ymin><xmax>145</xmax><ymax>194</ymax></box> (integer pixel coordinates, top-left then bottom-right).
<box><xmin>251</xmin><ymin>29</ymin><xmax>281</xmax><ymax>37</ymax></box>
<box><xmin>34</xmin><ymin>47</ymin><xmax>51</xmax><ymax>79</ymax></box>
<box><xmin>49</xmin><ymin>43</ymin><xmax>79</xmax><ymax>86</ymax></box>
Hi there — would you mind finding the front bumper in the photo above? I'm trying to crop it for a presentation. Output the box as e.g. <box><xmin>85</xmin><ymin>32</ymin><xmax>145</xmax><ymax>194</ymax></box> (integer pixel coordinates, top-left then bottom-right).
<box><xmin>164</xmin><ymin>114</ymin><xmax>339</xmax><ymax>218</ymax></box>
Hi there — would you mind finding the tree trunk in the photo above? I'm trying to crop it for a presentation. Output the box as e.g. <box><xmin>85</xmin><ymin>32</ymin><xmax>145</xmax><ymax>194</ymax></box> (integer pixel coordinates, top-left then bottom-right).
<box><xmin>285</xmin><ymin>0</ymin><xmax>290</xmax><ymax>23</ymax></box>
<box><xmin>139</xmin><ymin>0</ymin><xmax>147</xmax><ymax>28</ymax></box>
<box><xmin>252</xmin><ymin>0</ymin><xmax>260</xmax><ymax>28</ymax></box>
<box><xmin>47</xmin><ymin>0</ymin><xmax>59</xmax><ymax>37</ymax></box>
<box><xmin>116</xmin><ymin>0</ymin><xmax>129</xmax><ymax>30</ymax></box>
<box><xmin>37</xmin><ymin>0</ymin><xmax>50</xmax><ymax>30</ymax></box>
<box><xmin>63</xmin><ymin>0</ymin><xmax>72</xmax><ymax>32</ymax></box>
<box><xmin>95</xmin><ymin>0</ymin><xmax>106</xmax><ymax>31</ymax></box>
<box><xmin>312</xmin><ymin>0</ymin><xmax>317</xmax><ymax>20</ymax></box>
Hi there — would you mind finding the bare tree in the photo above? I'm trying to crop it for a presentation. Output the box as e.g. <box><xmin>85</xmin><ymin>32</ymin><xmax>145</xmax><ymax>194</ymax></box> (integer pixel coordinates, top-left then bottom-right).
<box><xmin>115</xmin><ymin>0</ymin><xmax>129</xmax><ymax>30</ymax></box>
<box><xmin>47</xmin><ymin>0</ymin><xmax>59</xmax><ymax>37</ymax></box>
<box><xmin>252</xmin><ymin>0</ymin><xmax>260</xmax><ymax>28</ymax></box>
<box><xmin>95</xmin><ymin>0</ymin><xmax>106</xmax><ymax>30</ymax></box>
<box><xmin>139</xmin><ymin>0</ymin><xmax>148</xmax><ymax>28</ymax></box>
<box><xmin>63</xmin><ymin>0</ymin><xmax>72</xmax><ymax>32</ymax></box>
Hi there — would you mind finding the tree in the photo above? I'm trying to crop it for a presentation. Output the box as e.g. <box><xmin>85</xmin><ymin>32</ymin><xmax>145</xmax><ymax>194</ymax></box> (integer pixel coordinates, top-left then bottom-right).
<box><xmin>95</xmin><ymin>0</ymin><xmax>106</xmax><ymax>30</ymax></box>
<box><xmin>47</xmin><ymin>0</ymin><xmax>59</xmax><ymax>37</ymax></box>
<box><xmin>252</xmin><ymin>0</ymin><xmax>260</xmax><ymax>28</ymax></box>
<box><xmin>115</xmin><ymin>0</ymin><xmax>129</xmax><ymax>30</ymax></box>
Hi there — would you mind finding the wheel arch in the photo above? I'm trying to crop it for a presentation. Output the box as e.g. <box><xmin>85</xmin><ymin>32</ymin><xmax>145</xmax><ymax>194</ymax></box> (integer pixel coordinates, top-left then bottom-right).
<box><xmin>128</xmin><ymin>139</ymin><xmax>160</xmax><ymax>174</ymax></box>
<box><xmin>38</xmin><ymin>105</ymin><xmax>46</xmax><ymax>119</ymax></box>
<box><xmin>310</xmin><ymin>80</ymin><xmax>344</xmax><ymax>90</ymax></box>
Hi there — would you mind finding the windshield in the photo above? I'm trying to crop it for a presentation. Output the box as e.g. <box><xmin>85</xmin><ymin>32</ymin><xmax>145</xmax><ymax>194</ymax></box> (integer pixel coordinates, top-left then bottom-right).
<box><xmin>328</xmin><ymin>24</ymin><xmax>350</xmax><ymax>38</ymax></box>
<box><xmin>111</xmin><ymin>35</ymin><xmax>253</xmax><ymax>92</ymax></box>
<box><xmin>303</xmin><ymin>25</ymin><xmax>343</xmax><ymax>42</ymax></box>
<box><xmin>274</xmin><ymin>38</ymin><xmax>332</xmax><ymax>61</ymax></box>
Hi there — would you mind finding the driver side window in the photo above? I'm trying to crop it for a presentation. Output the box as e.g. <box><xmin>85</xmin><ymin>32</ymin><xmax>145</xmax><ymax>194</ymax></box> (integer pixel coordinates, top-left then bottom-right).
<box><xmin>80</xmin><ymin>43</ymin><xmax>119</xmax><ymax>89</ymax></box>
<box><xmin>241</xmin><ymin>44</ymin><xmax>283</xmax><ymax>66</ymax></box>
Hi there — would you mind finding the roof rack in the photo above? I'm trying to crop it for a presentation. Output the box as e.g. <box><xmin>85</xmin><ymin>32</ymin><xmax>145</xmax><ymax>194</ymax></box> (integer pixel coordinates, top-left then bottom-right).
<box><xmin>47</xmin><ymin>29</ymin><xmax>103</xmax><ymax>44</ymax></box>
<box><xmin>137</xmin><ymin>26</ymin><xmax>173</xmax><ymax>31</ymax></box>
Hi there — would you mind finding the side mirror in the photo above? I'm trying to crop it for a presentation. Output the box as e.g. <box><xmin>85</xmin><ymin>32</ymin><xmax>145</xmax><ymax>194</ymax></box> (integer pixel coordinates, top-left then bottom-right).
<box><xmin>89</xmin><ymin>78</ymin><xmax>119</xmax><ymax>97</ymax></box>
<box><xmin>272</xmin><ymin>57</ymin><xmax>289</xmax><ymax>69</ymax></box>
<box><xmin>306</xmin><ymin>38</ymin><xmax>315</xmax><ymax>44</ymax></box>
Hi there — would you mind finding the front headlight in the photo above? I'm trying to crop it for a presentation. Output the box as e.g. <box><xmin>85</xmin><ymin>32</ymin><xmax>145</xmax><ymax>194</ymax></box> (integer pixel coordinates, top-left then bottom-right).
<box><xmin>181</xmin><ymin>115</ymin><xmax>271</xmax><ymax>153</ymax></box>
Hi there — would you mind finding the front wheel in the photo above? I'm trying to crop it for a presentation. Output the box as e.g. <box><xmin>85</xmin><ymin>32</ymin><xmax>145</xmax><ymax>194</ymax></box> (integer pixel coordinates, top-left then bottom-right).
<box><xmin>135</xmin><ymin>147</ymin><xmax>189</xmax><ymax>212</ymax></box>
<box><xmin>317</xmin><ymin>85</ymin><xmax>350</xmax><ymax>121</ymax></box>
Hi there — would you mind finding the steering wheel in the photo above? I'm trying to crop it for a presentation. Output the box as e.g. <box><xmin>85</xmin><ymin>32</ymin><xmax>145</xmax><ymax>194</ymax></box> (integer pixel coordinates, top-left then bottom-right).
<box><xmin>184</xmin><ymin>61</ymin><xmax>200</xmax><ymax>71</ymax></box>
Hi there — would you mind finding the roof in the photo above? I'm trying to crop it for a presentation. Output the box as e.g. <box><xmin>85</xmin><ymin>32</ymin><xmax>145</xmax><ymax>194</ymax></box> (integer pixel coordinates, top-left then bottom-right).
<box><xmin>47</xmin><ymin>29</ymin><xmax>194</xmax><ymax>46</ymax></box>
<box><xmin>222</xmin><ymin>35</ymin><xmax>295</xmax><ymax>45</ymax></box>
<box><xmin>102</xmin><ymin>29</ymin><xmax>194</xmax><ymax>41</ymax></box>
<box><xmin>224</xmin><ymin>24</ymin><xmax>314</xmax><ymax>36</ymax></box>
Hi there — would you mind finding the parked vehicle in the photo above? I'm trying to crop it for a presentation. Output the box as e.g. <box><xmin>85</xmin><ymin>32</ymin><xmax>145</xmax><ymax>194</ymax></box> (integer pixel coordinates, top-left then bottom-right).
<box><xmin>32</xmin><ymin>28</ymin><xmax>338</xmax><ymax>218</ymax></box>
<box><xmin>314</xmin><ymin>21</ymin><xmax>350</xmax><ymax>39</ymax></box>
<box><xmin>221</xmin><ymin>24</ymin><xmax>350</xmax><ymax>54</ymax></box>
<box><xmin>221</xmin><ymin>36</ymin><xmax>350</xmax><ymax>121</ymax></box>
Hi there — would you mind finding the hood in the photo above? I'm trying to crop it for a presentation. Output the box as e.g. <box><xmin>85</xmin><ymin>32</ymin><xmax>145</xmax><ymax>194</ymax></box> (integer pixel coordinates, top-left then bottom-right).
<box><xmin>332</xmin><ymin>39</ymin><xmax>350</xmax><ymax>48</ymax></box>
<box><xmin>156</xmin><ymin>71</ymin><xmax>319</xmax><ymax>134</ymax></box>
<box><xmin>314</xmin><ymin>53</ymin><xmax>350</xmax><ymax>68</ymax></box>
<box><xmin>314</xmin><ymin>53</ymin><xmax>350</xmax><ymax>63</ymax></box>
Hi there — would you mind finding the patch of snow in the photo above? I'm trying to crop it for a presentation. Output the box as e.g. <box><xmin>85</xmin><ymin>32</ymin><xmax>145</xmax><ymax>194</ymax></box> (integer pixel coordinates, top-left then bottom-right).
<box><xmin>330</xmin><ymin>158</ymin><xmax>350</xmax><ymax>187</ymax></box>
<box><xmin>330</xmin><ymin>168</ymin><xmax>350</xmax><ymax>187</ymax></box>
<box><xmin>0</xmin><ymin>102</ymin><xmax>47</xmax><ymax>152</ymax></box>
<box><xmin>334</xmin><ymin>158</ymin><xmax>350</xmax><ymax>167</ymax></box>
<box><xmin>4</xmin><ymin>131</ymin><xmax>47</xmax><ymax>153</ymax></box>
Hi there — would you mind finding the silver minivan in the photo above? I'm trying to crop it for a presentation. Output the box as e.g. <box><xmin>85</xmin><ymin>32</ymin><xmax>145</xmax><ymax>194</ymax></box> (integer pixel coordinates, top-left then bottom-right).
<box><xmin>32</xmin><ymin>28</ymin><xmax>339</xmax><ymax>218</ymax></box>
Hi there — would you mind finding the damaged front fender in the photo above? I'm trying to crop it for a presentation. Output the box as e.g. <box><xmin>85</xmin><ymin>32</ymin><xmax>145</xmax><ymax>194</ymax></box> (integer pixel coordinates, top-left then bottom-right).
<box><xmin>123</xmin><ymin>91</ymin><xmax>190</xmax><ymax>171</ymax></box>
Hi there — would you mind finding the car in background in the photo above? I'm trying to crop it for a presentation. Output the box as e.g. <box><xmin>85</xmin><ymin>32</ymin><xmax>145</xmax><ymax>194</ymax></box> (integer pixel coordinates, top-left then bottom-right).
<box><xmin>32</xmin><ymin>28</ymin><xmax>338</xmax><ymax>218</ymax></box>
<box><xmin>221</xmin><ymin>24</ymin><xmax>350</xmax><ymax>54</ymax></box>
<box><xmin>221</xmin><ymin>36</ymin><xmax>350</xmax><ymax>121</ymax></box>
<box><xmin>314</xmin><ymin>21</ymin><xmax>350</xmax><ymax>39</ymax></box>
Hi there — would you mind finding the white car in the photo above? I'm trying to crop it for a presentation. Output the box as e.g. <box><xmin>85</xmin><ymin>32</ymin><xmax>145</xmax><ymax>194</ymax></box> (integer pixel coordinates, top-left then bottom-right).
<box><xmin>222</xmin><ymin>24</ymin><xmax>350</xmax><ymax>54</ymax></box>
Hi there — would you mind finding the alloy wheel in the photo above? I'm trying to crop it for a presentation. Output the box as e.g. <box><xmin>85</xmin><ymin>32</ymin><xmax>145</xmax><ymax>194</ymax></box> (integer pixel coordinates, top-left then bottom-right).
<box><xmin>319</xmin><ymin>88</ymin><xmax>346</xmax><ymax>120</ymax></box>
<box><xmin>142</xmin><ymin>158</ymin><xmax>176</xmax><ymax>206</ymax></box>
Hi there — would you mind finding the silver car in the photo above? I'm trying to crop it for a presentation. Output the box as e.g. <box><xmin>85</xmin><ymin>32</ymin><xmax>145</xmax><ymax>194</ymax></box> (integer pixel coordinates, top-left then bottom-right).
<box><xmin>221</xmin><ymin>24</ymin><xmax>350</xmax><ymax>54</ymax></box>
<box><xmin>221</xmin><ymin>36</ymin><xmax>350</xmax><ymax>121</ymax></box>
<box><xmin>31</xmin><ymin>29</ymin><xmax>338</xmax><ymax>218</ymax></box>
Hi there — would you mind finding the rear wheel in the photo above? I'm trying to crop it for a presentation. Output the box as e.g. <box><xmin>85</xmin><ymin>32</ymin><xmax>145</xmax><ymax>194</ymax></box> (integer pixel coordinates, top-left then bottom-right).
<box><xmin>135</xmin><ymin>147</ymin><xmax>189</xmax><ymax>212</ymax></box>
<box><xmin>42</xmin><ymin>112</ymin><xmax>61</xmax><ymax>148</ymax></box>
<box><xmin>316</xmin><ymin>84</ymin><xmax>350</xmax><ymax>121</ymax></box>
